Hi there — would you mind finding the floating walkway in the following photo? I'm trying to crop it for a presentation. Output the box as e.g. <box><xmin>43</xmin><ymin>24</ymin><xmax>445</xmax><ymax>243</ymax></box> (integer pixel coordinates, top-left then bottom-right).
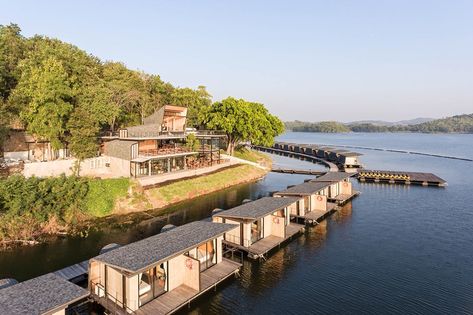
<box><xmin>252</xmin><ymin>145</ymin><xmax>339</xmax><ymax>172</ymax></box>
<box><xmin>271</xmin><ymin>168</ymin><xmax>326</xmax><ymax>176</ymax></box>
<box><xmin>358</xmin><ymin>170</ymin><xmax>447</xmax><ymax>187</ymax></box>
<box><xmin>313</xmin><ymin>143</ymin><xmax>473</xmax><ymax>162</ymax></box>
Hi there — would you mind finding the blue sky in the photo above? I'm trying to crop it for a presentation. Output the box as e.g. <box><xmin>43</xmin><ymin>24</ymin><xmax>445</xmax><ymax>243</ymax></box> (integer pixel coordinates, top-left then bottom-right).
<box><xmin>1</xmin><ymin>0</ymin><xmax>472</xmax><ymax>121</ymax></box>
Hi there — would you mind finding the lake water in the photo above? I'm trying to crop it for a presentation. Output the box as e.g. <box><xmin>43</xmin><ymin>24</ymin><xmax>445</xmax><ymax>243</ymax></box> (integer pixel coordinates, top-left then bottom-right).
<box><xmin>1</xmin><ymin>132</ymin><xmax>473</xmax><ymax>314</ymax></box>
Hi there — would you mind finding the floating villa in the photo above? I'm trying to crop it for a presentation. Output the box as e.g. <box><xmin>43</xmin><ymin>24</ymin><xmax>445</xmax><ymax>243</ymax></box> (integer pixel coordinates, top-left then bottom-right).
<box><xmin>311</xmin><ymin>172</ymin><xmax>359</xmax><ymax>204</ymax></box>
<box><xmin>0</xmin><ymin>273</ymin><xmax>89</xmax><ymax>315</ymax></box>
<box><xmin>337</xmin><ymin>152</ymin><xmax>363</xmax><ymax>168</ymax></box>
<box><xmin>88</xmin><ymin>221</ymin><xmax>241</xmax><ymax>315</ymax></box>
<box><xmin>212</xmin><ymin>197</ymin><xmax>305</xmax><ymax>259</ymax></box>
<box><xmin>274</xmin><ymin>181</ymin><xmax>337</xmax><ymax>225</ymax></box>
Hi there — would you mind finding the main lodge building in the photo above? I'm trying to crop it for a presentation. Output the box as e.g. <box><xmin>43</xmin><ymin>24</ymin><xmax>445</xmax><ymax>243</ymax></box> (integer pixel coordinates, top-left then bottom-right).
<box><xmin>1</xmin><ymin>105</ymin><xmax>226</xmax><ymax>178</ymax></box>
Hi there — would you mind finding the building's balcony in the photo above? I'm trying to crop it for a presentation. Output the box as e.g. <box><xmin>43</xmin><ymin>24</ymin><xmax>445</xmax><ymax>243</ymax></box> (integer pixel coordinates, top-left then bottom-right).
<box><xmin>138</xmin><ymin>146</ymin><xmax>193</xmax><ymax>157</ymax></box>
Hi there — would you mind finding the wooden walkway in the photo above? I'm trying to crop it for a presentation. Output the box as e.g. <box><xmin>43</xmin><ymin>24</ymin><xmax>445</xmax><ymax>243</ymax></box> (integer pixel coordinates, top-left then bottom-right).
<box><xmin>135</xmin><ymin>259</ymin><xmax>241</xmax><ymax>315</ymax></box>
<box><xmin>252</xmin><ymin>146</ymin><xmax>339</xmax><ymax>172</ymax></box>
<box><xmin>271</xmin><ymin>168</ymin><xmax>326</xmax><ymax>176</ymax></box>
<box><xmin>53</xmin><ymin>260</ymin><xmax>88</xmax><ymax>284</ymax></box>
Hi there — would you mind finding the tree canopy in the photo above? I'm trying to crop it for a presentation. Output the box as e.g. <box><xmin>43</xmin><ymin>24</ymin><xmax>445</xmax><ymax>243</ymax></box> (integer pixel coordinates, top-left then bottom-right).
<box><xmin>199</xmin><ymin>97</ymin><xmax>284</xmax><ymax>155</ymax></box>
<box><xmin>0</xmin><ymin>23</ymin><xmax>215</xmax><ymax>158</ymax></box>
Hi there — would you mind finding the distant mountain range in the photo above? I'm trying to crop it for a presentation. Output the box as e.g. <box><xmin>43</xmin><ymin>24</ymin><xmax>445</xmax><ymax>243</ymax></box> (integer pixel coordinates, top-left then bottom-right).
<box><xmin>347</xmin><ymin>118</ymin><xmax>434</xmax><ymax>126</ymax></box>
<box><xmin>285</xmin><ymin>114</ymin><xmax>473</xmax><ymax>133</ymax></box>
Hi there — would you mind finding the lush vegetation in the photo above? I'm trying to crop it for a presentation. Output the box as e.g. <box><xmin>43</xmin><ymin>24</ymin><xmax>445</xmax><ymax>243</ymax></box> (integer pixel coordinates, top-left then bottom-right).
<box><xmin>0</xmin><ymin>175</ymin><xmax>129</xmax><ymax>243</ymax></box>
<box><xmin>285</xmin><ymin>121</ymin><xmax>350</xmax><ymax>133</ymax></box>
<box><xmin>84</xmin><ymin>178</ymin><xmax>130</xmax><ymax>217</ymax></box>
<box><xmin>199</xmin><ymin>97</ymin><xmax>284</xmax><ymax>154</ymax></box>
<box><xmin>0</xmin><ymin>24</ymin><xmax>212</xmax><ymax>157</ymax></box>
<box><xmin>286</xmin><ymin>114</ymin><xmax>473</xmax><ymax>133</ymax></box>
<box><xmin>0</xmin><ymin>24</ymin><xmax>283</xmax><ymax>159</ymax></box>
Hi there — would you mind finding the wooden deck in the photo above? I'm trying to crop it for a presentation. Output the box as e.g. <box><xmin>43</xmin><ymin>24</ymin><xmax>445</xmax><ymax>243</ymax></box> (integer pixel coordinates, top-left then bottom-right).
<box><xmin>329</xmin><ymin>191</ymin><xmax>361</xmax><ymax>205</ymax></box>
<box><xmin>292</xmin><ymin>202</ymin><xmax>338</xmax><ymax>225</ymax></box>
<box><xmin>135</xmin><ymin>258</ymin><xmax>241</xmax><ymax>315</ymax></box>
<box><xmin>223</xmin><ymin>223</ymin><xmax>305</xmax><ymax>259</ymax></box>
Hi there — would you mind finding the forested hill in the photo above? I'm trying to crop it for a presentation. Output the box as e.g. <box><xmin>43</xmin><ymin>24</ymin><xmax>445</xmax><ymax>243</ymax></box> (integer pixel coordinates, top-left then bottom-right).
<box><xmin>0</xmin><ymin>23</ymin><xmax>212</xmax><ymax>149</ymax></box>
<box><xmin>286</xmin><ymin>114</ymin><xmax>473</xmax><ymax>133</ymax></box>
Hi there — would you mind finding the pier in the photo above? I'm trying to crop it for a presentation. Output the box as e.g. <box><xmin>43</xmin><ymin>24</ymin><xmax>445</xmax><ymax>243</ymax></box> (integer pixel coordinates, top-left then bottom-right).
<box><xmin>252</xmin><ymin>145</ymin><xmax>339</xmax><ymax>172</ymax></box>
<box><xmin>357</xmin><ymin>170</ymin><xmax>447</xmax><ymax>187</ymax></box>
<box><xmin>271</xmin><ymin>168</ymin><xmax>326</xmax><ymax>175</ymax></box>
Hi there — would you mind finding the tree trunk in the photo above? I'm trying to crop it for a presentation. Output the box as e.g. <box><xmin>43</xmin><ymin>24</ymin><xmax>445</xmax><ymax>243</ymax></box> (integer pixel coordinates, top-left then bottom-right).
<box><xmin>76</xmin><ymin>159</ymin><xmax>82</xmax><ymax>176</ymax></box>
<box><xmin>226</xmin><ymin>135</ymin><xmax>233</xmax><ymax>155</ymax></box>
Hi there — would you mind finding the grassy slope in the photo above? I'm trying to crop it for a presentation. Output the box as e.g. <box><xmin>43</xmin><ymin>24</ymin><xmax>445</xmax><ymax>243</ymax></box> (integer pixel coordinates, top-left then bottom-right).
<box><xmin>233</xmin><ymin>147</ymin><xmax>272</xmax><ymax>167</ymax></box>
<box><xmin>85</xmin><ymin>178</ymin><xmax>130</xmax><ymax>217</ymax></box>
<box><xmin>146</xmin><ymin>164</ymin><xmax>266</xmax><ymax>208</ymax></box>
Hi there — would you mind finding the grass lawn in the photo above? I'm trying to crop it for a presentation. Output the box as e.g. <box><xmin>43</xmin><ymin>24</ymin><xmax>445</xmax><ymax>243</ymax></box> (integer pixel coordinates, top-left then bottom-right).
<box><xmin>85</xmin><ymin>178</ymin><xmax>130</xmax><ymax>217</ymax></box>
<box><xmin>234</xmin><ymin>147</ymin><xmax>272</xmax><ymax>165</ymax></box>
<box><xmin>147</xmin><ymin>164</ymin><xmax>266</xmax><ymax>207</ymax></box>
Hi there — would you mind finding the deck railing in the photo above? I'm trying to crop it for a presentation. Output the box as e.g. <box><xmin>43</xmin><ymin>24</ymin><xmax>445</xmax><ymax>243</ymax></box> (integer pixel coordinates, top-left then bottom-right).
<box><xmin>224</xmin><ymin>234</ymin><xmax>251</xmax><ymax>247</ymax></box>
<box><xmin>138</xmin><ymin>145</ymin><xmax>194</xmax><ymax>157</ymax></box>
<box><xmin>90</xmin><ymin>280</ymin><xmax>137</xmax><ymax>314</ymax></box>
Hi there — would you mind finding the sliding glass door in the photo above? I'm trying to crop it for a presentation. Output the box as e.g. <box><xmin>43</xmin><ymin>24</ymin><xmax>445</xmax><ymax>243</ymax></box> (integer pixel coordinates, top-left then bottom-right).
<box><xmin>138</xmin><ymin>263</ymin><xmax>167</xmax><ymax>306</ymax></box>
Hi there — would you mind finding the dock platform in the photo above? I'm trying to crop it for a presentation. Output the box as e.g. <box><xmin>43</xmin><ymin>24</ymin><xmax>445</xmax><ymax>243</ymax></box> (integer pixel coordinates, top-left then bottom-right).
<box><xmin>357</xmin><ymin>170</ymin><xmax>447</xmax><ymax>187</ymax></box>
<box><xmin>292</xmin><ymin>202</ymin><xmax>338</xmax><ymax>225</ymax></box>
<box><xmin>328</xmin><ymin>191</ymin><xmax>361</xmax><ymax>205</ymax></box>
<box><xmin>252</xmin><ymin>146</ymin><xmax>339</xmax><ymax>172</ymax></box>
<box><xmin>271</xmin><ymin>168</ymin><xmax>326</xmax><ymax>176</ymax></box>
<box><xmin>223</xmin><ymin>223</ymin><xmax>305</xmax><ymax>260</ymax></box>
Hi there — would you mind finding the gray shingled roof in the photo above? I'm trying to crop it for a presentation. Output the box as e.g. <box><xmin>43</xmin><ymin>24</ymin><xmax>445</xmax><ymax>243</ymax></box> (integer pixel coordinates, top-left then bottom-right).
<box><xmin>275</xmin><ymin>181</ymin><xmax>330</xmax><ymax>195</ymax></box>
<box><xmin>93</xmin><ymin>221</ymin><xmax>236</xmax><ymax>274</ymax></box>
<box><xmin>214</xmin><ymin>197</ymin><xmax>301</xmax><ymax>220</ymax></box>
<box><xmin>0</xmin><ymin>273</ymin><xmax>89</xmax><ymax>315</ymax></box>
<box><xmin>312</xmin><ymin>172</ymin><xmax>354</xmax><ymax>182</ymax></box>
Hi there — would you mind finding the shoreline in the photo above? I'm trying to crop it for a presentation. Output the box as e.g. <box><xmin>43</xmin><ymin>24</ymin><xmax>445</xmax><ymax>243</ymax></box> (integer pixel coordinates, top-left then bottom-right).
<box><xmin>113</xmin><ymin>163</ymin><xmax>269</xmax><ymax>215</ymax></box>
<box><xmin>0</xmin><ymin>157</ymin><xmax>271</xmax><ymax>248</ymax></box>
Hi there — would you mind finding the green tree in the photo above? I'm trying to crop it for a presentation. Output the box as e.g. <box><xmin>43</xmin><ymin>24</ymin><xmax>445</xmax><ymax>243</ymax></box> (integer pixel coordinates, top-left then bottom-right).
<box><xmin>199</xmin><ymin>97</ymin><xmax>284</xmax><ymax>155</ymax></box>
<box><xmin>172</xmin><ymin>85</ymin><xmax>212</xmax><ymax>127</ymax></box>
<box><xmin>0</xmin><ymin>23</ymin><xmax>27</xmax><ymax>101</ymax></box>
<box><xmin>102</xmin><ymin>62</ymin><xmax>146</xmax><ymax>130</ymax></box>
<box><xmin>185</xmin><ymin>133</ymin><xmax>199</xmax><ymax>151</ymax></box>
<box><xmin>67</xmin><ymin>107</ymin><xmax>99</xmax><ymax>175</ymax></box>
<box><xmin>15</xmin><ymin>57</ymin><xmax>73</xmax><ymax>150</ymax></box>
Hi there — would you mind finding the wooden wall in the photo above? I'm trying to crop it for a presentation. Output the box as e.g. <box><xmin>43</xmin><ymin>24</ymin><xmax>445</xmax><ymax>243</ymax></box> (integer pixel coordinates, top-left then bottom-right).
<box><xmin>168</xmin><ymin>255</ymin><xmax>186</xmax><ymax>291</ymax></box>
<box><xmin>312</xmin><ymin>194</ymin><xmax>327</xmax><ymax>211</ymax></box>
<box><xmin>341</xmin><ymin>181</ymin><xmax>352</xmax><ymax>195</ymax></box>
<box><xmin>106</xmin><ymin>266</ymin><xmax>124</xmax><ymax>307</ymax></box>
<box><xmin>270</xmin><ymin>215</ymin><xmax>285</xmax><ymax>238</ymax></box>
<box><xmin>125</xmin><ymin>274</ymin><xmax>139</xmax><ymax>311</ymax></box>
<box><xmin>183</xmin><ymin>257</ymin><xmax>200</xmax><ymax>291</ymax></box>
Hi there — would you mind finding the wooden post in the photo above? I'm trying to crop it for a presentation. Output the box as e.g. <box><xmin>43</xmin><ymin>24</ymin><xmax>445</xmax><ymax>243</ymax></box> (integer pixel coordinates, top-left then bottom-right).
<box><xmin>148</xmin><ymin>160</ymin><xmax>152</xmax><ymax>176</ymax></box>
